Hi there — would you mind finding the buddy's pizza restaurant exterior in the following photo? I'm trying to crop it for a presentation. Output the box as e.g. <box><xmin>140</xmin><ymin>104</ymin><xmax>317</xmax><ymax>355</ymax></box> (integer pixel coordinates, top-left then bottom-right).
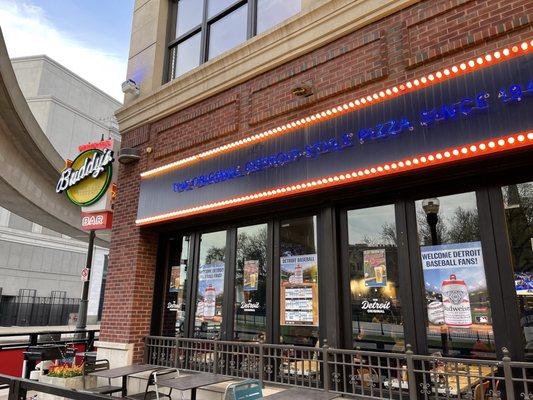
<box><xmin>100</xmin><ymin>1</ymin><xmax>533</xmax><ymax>393</ymax></box>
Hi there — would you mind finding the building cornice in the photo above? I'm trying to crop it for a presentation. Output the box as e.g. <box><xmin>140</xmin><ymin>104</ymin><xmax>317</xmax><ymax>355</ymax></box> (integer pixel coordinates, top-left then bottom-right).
<box><xmin>0</xmin><ymin>226</ymin><xmax>108</xmax><ymax>252</ymax></box>
<box><xmin>26</xmin><ymin>95</ymin><xmax>119</xmax><ymax>134</ymax></box>
<box><xmin>11</xmin><ymin>55</ymin><xmax>123</xmax><ymax>107</ymax></box>
<box><xmin>116</xmin><ymin>0</ymin><xmax>419</xmax><ymax>133</ymax></box>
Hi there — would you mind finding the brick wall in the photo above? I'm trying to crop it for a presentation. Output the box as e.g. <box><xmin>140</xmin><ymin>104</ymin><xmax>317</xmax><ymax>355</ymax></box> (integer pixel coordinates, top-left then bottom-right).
<box><xmin>101</xmin><ymin>0</ymin><xmax>533</xmax><ymax>362</ymax></box>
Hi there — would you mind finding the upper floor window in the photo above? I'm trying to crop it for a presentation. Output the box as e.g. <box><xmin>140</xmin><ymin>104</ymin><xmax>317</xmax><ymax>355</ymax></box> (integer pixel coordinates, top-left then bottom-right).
<box><xmin>167</xmin><ymin>0</ymin><xmax>302</xmax><ymax>81</ymax></box>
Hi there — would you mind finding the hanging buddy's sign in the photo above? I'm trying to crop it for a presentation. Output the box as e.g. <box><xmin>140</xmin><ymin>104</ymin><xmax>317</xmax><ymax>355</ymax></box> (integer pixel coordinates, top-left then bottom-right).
<box><xmin>56</xmin><ymin>148</ymin><xmax>114</xmax><ymax>206</ymax></box>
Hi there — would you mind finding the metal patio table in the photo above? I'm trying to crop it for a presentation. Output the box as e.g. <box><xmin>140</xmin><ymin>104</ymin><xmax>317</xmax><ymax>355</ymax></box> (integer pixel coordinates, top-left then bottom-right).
<box><xmin>89</xmin><ymin>364</ymin><xmax>161</xmax><ymax>396</ymax></box>
<box><xmin>263</xmin><ymin>387</ymin><xmax>339</xmax><ymax>399</ymax></box>
<box><xmin>157</xmin><ymin>372</ymin><xmax>232</xmax><ymax>400</ymax></box>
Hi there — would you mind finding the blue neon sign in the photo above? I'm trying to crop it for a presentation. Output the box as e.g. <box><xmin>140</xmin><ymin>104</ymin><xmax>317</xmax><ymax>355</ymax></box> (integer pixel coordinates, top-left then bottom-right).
<box><xmin>173</xmin><ymin>79</ymin><xmax>532</xmax><ymax>194</ymax></box>
<box><xmin>173</xmin><ymin>133</ymin><xmax>355</xmax><ymax>192</ymax></box>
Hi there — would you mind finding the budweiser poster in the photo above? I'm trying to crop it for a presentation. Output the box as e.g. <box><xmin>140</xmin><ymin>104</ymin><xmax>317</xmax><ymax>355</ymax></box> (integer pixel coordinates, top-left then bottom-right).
<box><xmin>420</xmin><ymin>241</ymin><xmax>490</xmax><ymax>329</ymax></box>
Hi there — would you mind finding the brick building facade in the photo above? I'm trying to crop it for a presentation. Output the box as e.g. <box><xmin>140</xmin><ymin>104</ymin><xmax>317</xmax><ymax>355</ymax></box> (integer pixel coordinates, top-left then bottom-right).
<box><xmin>99</xmin><ymin>0</ymin><xmax>533</xmax><ymax>364</ymax></box>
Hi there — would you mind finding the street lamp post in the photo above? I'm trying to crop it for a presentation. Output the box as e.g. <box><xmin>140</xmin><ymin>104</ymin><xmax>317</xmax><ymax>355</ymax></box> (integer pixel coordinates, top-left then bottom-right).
<box><xmin>422</xmin><ymin>198</ymin><xmax>448</xmax><ymax>355</ymax></box>
<box><xmin>76</xmin><ymin>230</ymin><xmax>95</xmax><ymax>331</ymax></box>
<box><xmin>422</xmin><ymin>198</ymin><xmax>440</xmax><ymax>246</ymax></box>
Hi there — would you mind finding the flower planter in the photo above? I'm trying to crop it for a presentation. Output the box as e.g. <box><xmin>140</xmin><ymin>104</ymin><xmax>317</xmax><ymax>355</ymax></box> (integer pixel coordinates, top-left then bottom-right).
<box><xmin>38</xmin><ymin>374</ymin><xmax>96</xmax><ymax>400</ymax></box>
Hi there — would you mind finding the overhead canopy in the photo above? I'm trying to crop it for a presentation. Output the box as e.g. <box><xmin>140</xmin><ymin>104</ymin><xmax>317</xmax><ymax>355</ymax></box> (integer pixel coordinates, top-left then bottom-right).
<box><xmin>0</xmin><ymin>28</ymin><xmax>109</xmax><ymax>247</ymax></box>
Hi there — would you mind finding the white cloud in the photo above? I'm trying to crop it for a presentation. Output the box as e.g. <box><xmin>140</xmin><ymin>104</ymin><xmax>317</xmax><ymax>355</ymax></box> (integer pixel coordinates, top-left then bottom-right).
<box><xmin>0</xmin><ymin>0</ymin><xmax>126</xmax><ymax>101</ymax></box>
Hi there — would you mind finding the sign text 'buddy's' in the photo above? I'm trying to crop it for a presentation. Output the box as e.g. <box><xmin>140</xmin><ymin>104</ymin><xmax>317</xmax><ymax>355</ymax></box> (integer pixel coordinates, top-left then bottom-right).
<box><xmin>56</xmin><ymin>149</ymin><xmax>114</xmax><ymax>194</ymax></box>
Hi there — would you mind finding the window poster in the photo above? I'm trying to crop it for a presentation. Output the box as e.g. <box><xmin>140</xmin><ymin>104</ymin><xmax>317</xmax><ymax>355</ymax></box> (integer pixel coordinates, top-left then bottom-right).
<box><xmin>515</xmin><ymin>271</ymin><xmax>533</xmax><ymax>296</ymax></box>
<box><xmin>170</xmin><ymin>264</ymin><xmax>187</xmax><ymax>293</ymax></box>
<box><xmin>196</xmin><ymin>261</ymin><xmax>225</xmax><ymax>321</ymax></box>
<box><xmin>169</xmin><ymin>266</ymin><xmax>181</xmax><ymax>293</ymax></box>
<box><xmin>280</xmin><ymin>254</ymin><xmax>319</xmax><ymax>326</ymax></box>
<box><xmin>243</xmin><ymin>260</ymin><xmax>259</xmax><ymax>292</ymax></box>
<box><xmin>421</xmin><ymin>241</ymin><xmax>489</xmax><ymax>328</ymax></box>
<box><xmin>363</xmin><ymin>249</ymin><xmax>387</xmax><ymax>287</ymax></box>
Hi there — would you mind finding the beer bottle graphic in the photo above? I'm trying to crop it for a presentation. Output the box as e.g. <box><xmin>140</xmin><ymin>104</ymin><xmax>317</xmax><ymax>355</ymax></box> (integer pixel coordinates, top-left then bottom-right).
<box><xmin>441</xmin><ymin>274</ymin><xmax>472</xmax><ymax>327</ymax></box>
<box><xmin>294</xmin><ymin>264</ymin><xmax>303</xmax><ymax>284</ymax></box>
<box><xmin>204</xmin><ymin>285</ymin><xmax>216</xmax><ymax>319</ymax></box>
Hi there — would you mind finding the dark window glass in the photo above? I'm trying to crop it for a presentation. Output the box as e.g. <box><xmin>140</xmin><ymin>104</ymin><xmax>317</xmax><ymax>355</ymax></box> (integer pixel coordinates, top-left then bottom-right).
<box><xmin>416</xmin><ymin>192</ymin><xmax>495</xmax><ymax>358</ymax></box>
<box><xmin>347</xmin><ymin>205</ymin><xmax>404</xmax><ymax>351</ymax></box>
<box><xmin>208</xmin><ymin>4</ymin><xmax>248</xmax><ymax>60</ymax></box>
<box><xmin>8</xmin><ymin>213</ymin><xmax>33</xmax><ymax>232</ymax></box>
<box><xmin>257</xmin><ymin>0</ymin><xmax>301</xmax><ymax>34</ymax></box>
<box><xmin>234</xmin><ymin>223</ymin><xmax>268</xmax><ymax>341</ymax></box>
<box><xmin>502</xmin><ymin>182</ymin><xmax>533</xmax><ymax>356</ymax></box>
<box><xmin>176</xmin><ymin>0</ymin><xmax>202</xmax><ymax>37</ymax></box>
<box><xmin>194</xmin><ymin>230</ymin><xmax>227</xmax><ymax>339</ymax></box>
<box><xmin>208</xmin><ymin>0</ymin><xmax>237</xmax><ymax>18</ymax></box>
<box><xmin>175</xmin><ymin>33</ymin><xmax>201</xmax><ymax>77</ymax></box>
<box><xmin>279</xmin><ymin>215</ymin><xmax>319</xmax><ymax>346</ymax></box>
<box><xmin>163</xmin><ymin>236</ymin><xmax>191</xmax><ymax>337</ymax></box>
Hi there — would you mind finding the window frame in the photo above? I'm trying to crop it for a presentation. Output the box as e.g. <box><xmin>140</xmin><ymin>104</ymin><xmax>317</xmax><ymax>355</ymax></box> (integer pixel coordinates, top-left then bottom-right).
<box><xmin>167</xmin><ymin>0</ymin><xmax>253</xmax><ymax>81</ymax></box>
<box><xmin>338</xmin><ymin>200</ymin><xmax>418</xmax><ymax>352</ymax></box>
<box><xmin>167</xmin><ymin>0</ymin><xmax>308</xmax><ymax>81</ymax></box>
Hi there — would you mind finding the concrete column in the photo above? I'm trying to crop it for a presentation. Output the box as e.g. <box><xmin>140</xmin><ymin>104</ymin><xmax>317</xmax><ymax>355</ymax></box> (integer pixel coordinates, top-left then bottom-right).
<box><xmin>124</xmin><ymin>0</ymin><xmax>169</xmax><ymax>105</ymax></box>
<box><xmin>87</xmin><ymin>247</ymin><xmax>107</xmax><ymax>324</ymax></box>
<box><xmin>0</xmin><ymin>207</ymin><xmax>10</xmax><ymax>226</ymax></box>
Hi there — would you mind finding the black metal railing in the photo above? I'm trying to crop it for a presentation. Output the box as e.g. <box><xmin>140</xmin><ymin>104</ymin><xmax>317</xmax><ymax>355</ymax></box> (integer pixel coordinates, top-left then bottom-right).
<box><xmin>0</xmin><ymin>329</ymin><xmax>99</xmax><ymax>378</ymax></box>
<box><xmin>145</xmin><ymin>335</ymin><xmax>533</xmax><ymax>399</ymax></box>
<box><xmin>0</xmin><ymin>289</ymin><xmax>80</xmax><ymax>327</ymax></box>
<box><xmin>0</xmin><ymin>373</ymin><xmax>112</xmax><ymax>400</ymax></box>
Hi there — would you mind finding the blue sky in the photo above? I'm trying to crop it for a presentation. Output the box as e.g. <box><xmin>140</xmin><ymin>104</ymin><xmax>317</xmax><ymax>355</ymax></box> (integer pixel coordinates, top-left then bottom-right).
<box><xmin>0</xmin><ymin>0</ymin><xmax>133</xmax><ymax>100</ymax></box>
<box><xmin>28</xmin><ymin>1</ymin><xmax>132</xmax><ymax>57</ymax></box>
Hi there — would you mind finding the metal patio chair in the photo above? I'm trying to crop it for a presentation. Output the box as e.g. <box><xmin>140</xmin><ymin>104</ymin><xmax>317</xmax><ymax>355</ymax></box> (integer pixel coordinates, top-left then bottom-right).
<box><xmin>82</xmin><ymin>359</ymin><xmax>122</xmax><ymax>395</ymax></box>
<box><xmin>126</xmin><ymin>368</ymin><xmax>180</xmax><ymax>400</ymax></box>
<box><xmin>224</xmin><ymin>379</ymin><xmax>263</xmax><ymax>400</ymax></box>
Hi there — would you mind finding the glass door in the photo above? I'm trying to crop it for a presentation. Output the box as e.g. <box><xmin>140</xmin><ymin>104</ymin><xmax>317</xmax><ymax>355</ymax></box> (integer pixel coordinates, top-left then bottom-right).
<box><xmin>278</xmin><ymin>215</ymin><xmax>319</xmax><ymax>346</ymax></box>
<box><xmin>233</xmin><ymin>223</ymin><xmax>268</xmax><ymax>341</ymax></box>
<box><xmin>162</xmin><ymin>235</ymin><xmax>191</xmax><ymax>337</ymax></box>
<box><xmin>345</xmin><ymin>204</ymin><xmax>405</xmax><ymax>351</ymax></box>
<box><xmin>415</xmin><ymin>191</ymin><xmax>495</xmax><ymax>357</ymax></box>
<box><xmin>193</xmin><ymin>230</ymin><xmax>227</xmax><ymax>339</ymax></box>
<box><xmin>501</xmin><ymin>181</ymin><xmax>533</xmax><ymax>357</ymax></box>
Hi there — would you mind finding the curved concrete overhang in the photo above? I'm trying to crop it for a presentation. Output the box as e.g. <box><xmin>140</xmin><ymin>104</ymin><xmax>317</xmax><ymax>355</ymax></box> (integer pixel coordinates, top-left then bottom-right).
<box><xmin>0</xmin><ymin>29</ymin><xmax>109</xmax><ymax>246</ymax></box>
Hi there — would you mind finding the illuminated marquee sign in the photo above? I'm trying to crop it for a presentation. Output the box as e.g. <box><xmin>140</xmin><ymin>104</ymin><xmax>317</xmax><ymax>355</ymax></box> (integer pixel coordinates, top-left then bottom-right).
<box><xmin>136</xmin><ymin>44</ymin><xmax>533</xmax><ymax>225</ymax></box>
<box><xmin>80</xmin><ymin>211</ymin><xmax>113</xmax><ymax>231</ymax></box>
<box><xmin>56</xmin><ymin>148</ymin><xmax>114</xmax><ymax>206</ymax></box>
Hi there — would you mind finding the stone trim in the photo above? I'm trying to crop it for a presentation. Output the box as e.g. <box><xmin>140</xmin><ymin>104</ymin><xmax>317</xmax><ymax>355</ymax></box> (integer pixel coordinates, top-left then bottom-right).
<box><xmin>116</xmin><ymin>0</ymin><xmax>420</xmax><ymax>133</ymax></box>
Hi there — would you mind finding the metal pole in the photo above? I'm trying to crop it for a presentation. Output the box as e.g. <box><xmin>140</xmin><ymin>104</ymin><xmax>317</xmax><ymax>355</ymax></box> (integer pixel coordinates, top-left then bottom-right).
<box><xmin>76</xmin><ymin>230</ymin><xmax>95</xmax><ymax>331</ymax></box>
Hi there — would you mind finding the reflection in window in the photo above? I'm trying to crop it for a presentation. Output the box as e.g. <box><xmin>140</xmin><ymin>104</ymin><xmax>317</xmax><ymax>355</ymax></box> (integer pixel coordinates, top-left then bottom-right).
<box><xmin>234</xmin><ymin>224</ymin><xmax>268</xmax><ymax>341</ymax></box>
<box><xmin>176</xmin><ymin>0</ymin><xmax>202</xmax><ymax>37</ymax></box>
<box><xmin>208</xmin><ymin>0</ymin><xmax>237</xmax><ymax>18</ymax></box>
<box><xmin>502</xmin><ymin>182</ymin><xmax>533</xmax><ymax>356</ymax></box>
<box><xmin>416</xmin><ymin>192</ymin><xmax>495</xmax><ymax>358</ymax></box>
<box><xmin>174</xmin><ymin>33</ymin><xmax>201</xmax><ymax>77</ymax></box>
<box><xmin>163</xmin><ymin>236</ymin><xmax>191</xmax><ymax>337</ymax></box>
<box><xmin>194</xmin><ymin>231</ymin><xmax>227</xmax><ymax>339</ymax></box>
<box><xmin>208</xmin><ymin>5</ymin><xmax>248</xmax><ymax>59</ymax></box>
<box><xmin>279</xmin><ymin>216</ymin><xmax>319</xmax><ymax>346</ymax></box>
<box><xmin>257</xmin><ymin>0</ymin><xmax>301</xmax><ymax>34</ymax></box>
<box><xmin>347</xmin><ymin>205</ymin><xmax>404</xmax><ymax>351</ymax></box>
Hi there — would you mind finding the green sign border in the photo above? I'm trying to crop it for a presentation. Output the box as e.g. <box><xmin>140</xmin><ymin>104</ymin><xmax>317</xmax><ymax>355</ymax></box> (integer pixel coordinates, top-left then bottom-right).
<box><xmin>65</xmin><ymin>149</ymin><xmax>113</xmax><ymax>207</ymax></box>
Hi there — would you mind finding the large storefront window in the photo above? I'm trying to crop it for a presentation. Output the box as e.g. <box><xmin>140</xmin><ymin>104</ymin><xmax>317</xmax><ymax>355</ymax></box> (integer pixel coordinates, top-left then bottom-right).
<box><xmin>347</xmin><ymin>205</ymin><xmax>404</xmax><ymax>351</ymax></box>
<box><xmin>416</xmin><ymin>192</ymin><xmax>495</xmax><ymax>357</ymax></box>
<box><xmin>502</xmin><ymin>182</ymin><xmax>533</xmax><ymax>356</ymax></box>
<box><xmin>234</xmin><ymin>224</ymin><xmax>268</xmax><ymax>341</ymax></box>
<box><xmin>279</xmin><ymin>216</ymin><xmax>319</xmax><ymax>346</ymax></box>
<box><xmin>193</xmin><ymin>230</ymin><xmax>227</xmax><ymax>339</ymax></box>
<box><xmin>162</xmin><ymin>236</ymin><xmax>190</xmax><ymax>337</ymax></box>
